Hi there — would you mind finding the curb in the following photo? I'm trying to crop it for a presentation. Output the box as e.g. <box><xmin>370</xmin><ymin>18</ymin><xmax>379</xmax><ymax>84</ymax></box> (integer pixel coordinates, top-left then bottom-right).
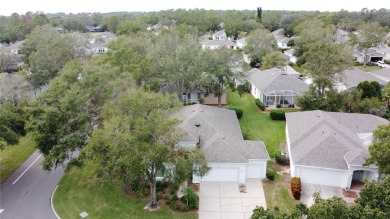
<box><xmin>51</xmin><ymin>185</ymin><xmax>60</xmax><ymax>219</ymax></box>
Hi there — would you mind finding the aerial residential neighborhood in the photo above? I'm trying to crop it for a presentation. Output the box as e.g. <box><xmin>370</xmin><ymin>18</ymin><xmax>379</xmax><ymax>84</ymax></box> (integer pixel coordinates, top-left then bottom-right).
<box><xmin>1</xmin><ymin>1</ymin><xmax>390</xmax><ymax>219</ymax></box>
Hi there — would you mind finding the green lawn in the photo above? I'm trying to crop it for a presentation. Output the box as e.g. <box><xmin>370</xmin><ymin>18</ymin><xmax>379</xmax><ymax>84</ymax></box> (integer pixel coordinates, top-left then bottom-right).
<box><xmin>355</xmin><ymin>65</ymin><xmax>382</xmax><ymax>72</ymax></box>
<box><xmin>0</xmin><ymin>134</ymin><xmax>36</xmax><ymax>183</ymax></box>
<box><xmin>289</xmin><ymin>64</ymin><xmax>306</xmax><ymax>74</ymax></box>
<box><xmin>226</xmin><ymin>90</ymin><xmax>286</xmax><ymax>157</ymax></box>
<box><xmin>54</xmin><ymin>163</ymin><xmax>197</xmax><ymax>219</ymax></box>
<box><xmin>226</xmin><ymin>90</ymin><xmax>298</xmax><ymax>213</ymax></box>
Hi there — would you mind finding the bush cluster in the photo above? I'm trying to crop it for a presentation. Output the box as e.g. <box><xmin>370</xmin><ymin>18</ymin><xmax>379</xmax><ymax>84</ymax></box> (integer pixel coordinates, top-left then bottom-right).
<box><xmin>228</xmin><ymin>108</ymin><xmax>244</xmax><ymax>119</ymax></box>
<box><xmin>275</xmin><ymin>151</ymin><xmax>290</xmax><ymax>165</ymax></box>
<box><xmin>181</xmin><ymin>188</ymin><xmax>199</xmax><ymax>210</ymax></box>
<box><xmin>266</xmin><ymin>168</ymin><xmax>277</xmax><ymax>181</ymax></box>
<box><xmin>291</xmin><ymin>177</ymin><xmax>301</xmax><ymax>200</ymax></box>
<box><xmin>270</xmin><ymin>109</ymin><xmax>300</xmax><ymax>120</ymax></box>
<box><xmin>255</xmin><ymin>99</ymin><xmax>266</xmax><ymax>111</ymax></box>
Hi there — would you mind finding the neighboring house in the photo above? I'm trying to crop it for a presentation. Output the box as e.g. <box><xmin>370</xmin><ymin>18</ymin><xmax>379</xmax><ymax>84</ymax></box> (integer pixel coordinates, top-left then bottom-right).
<box><xmin>353</xmin><ymin>48</ymin><xmax>384</xmax><ymax>63</ymax></box>
<box><xmin>370</xmin><ymin>68</ymin><xmax>390</xmax><ymax>82</ymax></box>
<box><xmin>283</xmin><ymin>48</ymin><xmax>297</xmax><ymax>64</ymax></box>
<box><xmin>286</xmin><ymin>110</ymin><xmax>388</xmax><ymax>189</ymax></box>
<box><xmin>183</xmin><ymin>90</ymin><xmax>227</xmax><ymax>105</ymax></box>
<box><xmin>272</xmin><ymin>28</ymin><xmax>292</xmax><ymax>49</ymax></box>
<box><xmin>334</xmin><ymin>68</ymin><xmax>387</xmax><ymax>91</ymax></box>
<box><xmin>202</xmin><ymin>39</ymin><xmax>236</xmax><ymax>50</ymax></box>
<box><xmin>89</xmin><ymin>32</ymin><xmax>117</xmax><ymax>54</ymax></box>
<box><xmin>86</xmin><ymin>25</ymin><xmax>104</xmax><ymax>32</ymax></box>
<box><xmin>1</xmin><ymin>40</ymin><xmax>25</xmax><ymax>72</ymax></box>
<box><xmin>3</xmin><ymin>40</ymin><xmax>25</xmax><ymax>55</ymax></box>
<box><xmin>212</xmin><ymin>30</ymin><xmax>230</xmax><ymax>40</ymax></box>
<box><xmin>147</xmin><ymin>23</ymin><xmax>170</xmax><ymax>31</ymax></box>
<box><xmin>247</xmin><ymin>68</ymin><xmax>309</xmax><ymax>107</ymax></box>
<box><xmin>236</xmin><ymin>37</ymin><xmax>247</xmax><ymax>49</ymax></box>
<box><xmin>373</xmin><ymin>45</ymin><xmax>390</xmax><ymax>61</ymax></box>
<box><xmin>175</xmin><ymin>104</ymin><xmax>270</xmax><ymax>183</ymax></box>
<box><xmin>335</xmin><ymin>29</ymin><xmax>350</xmax><ymax>43</ymax></box>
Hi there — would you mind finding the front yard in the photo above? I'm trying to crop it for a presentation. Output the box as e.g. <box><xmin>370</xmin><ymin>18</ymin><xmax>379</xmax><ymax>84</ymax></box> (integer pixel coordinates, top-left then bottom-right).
<box><xmin>54</xmin><ymin>163</ymin><xmax>197</xmax><ymax>219</ymax></box>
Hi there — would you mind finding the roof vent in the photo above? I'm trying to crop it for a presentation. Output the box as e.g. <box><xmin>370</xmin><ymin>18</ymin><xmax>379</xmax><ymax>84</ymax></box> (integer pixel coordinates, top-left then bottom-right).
<box><xmin>221</xmin><ymin>134</ymin><xmax>225</xmax><ymax>139</ymax></box>
<box><xmin>195</xmin><ymin>122</ymin><xmax>200</xmax><ymax>127</ymax></box>
<box><xmin>200</xmin><ymin>108</ymin><xmax>203</xmax><ymax>112</ymax></box>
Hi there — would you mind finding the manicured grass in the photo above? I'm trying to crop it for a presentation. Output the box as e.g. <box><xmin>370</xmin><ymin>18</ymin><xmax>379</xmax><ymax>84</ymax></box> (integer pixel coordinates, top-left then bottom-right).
<box><xmin>0</xmin><ymin>134</ymin><xmax>36</xmax><ymax>184</ymax></box>
<box><xmin>290</xmin><ymin>64</ymin><xmax>306</xmax><ymax>74</ymax></box>
<box><xmin>226</xmin><ymin>90</ymin><xmax>286</xmax><ymax>157</ymax></box>
<box><xmin>54</xmin><ymin>163</ymin><xmax>197</xmax><ymax>219</ymax></box>
<box><xmin>263</xmin><ymin>162</ymin><xmax>298</xmax><ymax>213</ymax></box>
<box><xmin>355</xmin><ymin>65</ymin><xmax>382</xmax><ymax>72</ymax></box>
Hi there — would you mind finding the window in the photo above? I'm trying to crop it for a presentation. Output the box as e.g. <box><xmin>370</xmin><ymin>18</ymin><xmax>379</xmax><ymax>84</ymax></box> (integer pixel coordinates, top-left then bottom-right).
<box><xmin>213</xmin><ymin>93</ymin><xmax>219</xmax><ymax>98</ymax></box>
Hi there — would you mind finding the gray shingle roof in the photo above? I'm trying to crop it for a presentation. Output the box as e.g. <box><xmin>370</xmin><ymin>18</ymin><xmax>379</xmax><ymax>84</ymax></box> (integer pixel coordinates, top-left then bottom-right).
<box><xmin>175</xmin><ymin>104</ymin><xmax>270</xmax><ymax>163</ymax></box>
<box><xmin>286</xmin><ymin>110</ymin><xmax>389</xmax><ymax>170</ymax></box>
<box><xmin>342</xmin><ymin>68</ymin><xmax>387</xmax><ymax>89</ymax></box>
<box><xmin>247</xmin><ymin>68</ymin><xmax>309</xmax><ymax>94</ymax></box>
<box><xmin>202</xmin><ymin>39</ymin><xmax>235</xmax><ymax>47</ymax></box>
<box><xmin>213</xmin><ymin>30</ymin><xmax>227</xmax><ymax>37</ymax></box>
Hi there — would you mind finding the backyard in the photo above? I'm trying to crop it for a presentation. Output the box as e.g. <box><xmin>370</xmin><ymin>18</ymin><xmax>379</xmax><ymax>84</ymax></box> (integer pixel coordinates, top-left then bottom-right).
<box><xmin>226</xmin><ymin>89</ymin><xmax>298</xmax><ymax>213</ymax></box>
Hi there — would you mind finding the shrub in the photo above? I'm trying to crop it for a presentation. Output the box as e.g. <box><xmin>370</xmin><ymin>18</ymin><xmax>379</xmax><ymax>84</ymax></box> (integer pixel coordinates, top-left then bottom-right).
<box><xmin>171</xmin><ymin>194</ymin><xmax>178</xmax><ymax>201</ymax></box>
<box><xmin>275</xmin><ymin>151</ymin><xmax>290</xmax><ymax>165</ymax></box>
<box><xmin>266</xmin><ymin>168</ymin><xmax>277</xmax><ymax>181</ymax></box>
<box><xmin>255</xmin><ymin>99</ymin><xmax>266</xmax><ymax>111</ymax></box>
<box><xmin>181</xmin><ymin>188</ymin><xmax>199</xmax><ymax>210</ymax></box>
<box><xmin>169</xmin><ymin>186</ymin><xmax>177</xmax><ymax>195</ymax></box>
<box><xmin>384</xmin><ymin>60</ymin><xmax>390</xmax><ymax>65</ymax></box>
<box><xmin>156</xmin><ymin>181</ymin><xmax>169</xmax><ymax>192</ymax></box>
<box><xmin>156</xmin><ymin>193</ymin><xmax>162</xmax><ymax>200</ymax></box>
<box><xmin>270</xmin><ymin>109</ymin><xmax>300</xmax><ymax>120</ymax></box>
<box><xmin>291</xmin><ymin>177</ymin><xmax>301</xmax><ymax>200</ymax></box>
<box><xmin>228</xmin><ymin>108</ymin><xmax>243</xmax><ymax>119</ymax></box>
<box><xmin>242</xmin><ymin>81</ymin><xmax>252</xmax><ymax>92</ymax></box>
<box><xmin>270</xmin><ymin>109</ymin><xmax>286</xmax><ymax>120</ymax></box>
<box><xmin>237</xmin><ymin>85</ymin><xmax>246</xmax><ymax>97</ymax></box>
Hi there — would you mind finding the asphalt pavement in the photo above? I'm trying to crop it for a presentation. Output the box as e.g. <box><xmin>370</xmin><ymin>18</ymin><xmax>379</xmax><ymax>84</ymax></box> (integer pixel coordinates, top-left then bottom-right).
<box><xmin>0</xmin><ymin>150</ymin><xmax>64</xmax><ymax>219</ymax></box>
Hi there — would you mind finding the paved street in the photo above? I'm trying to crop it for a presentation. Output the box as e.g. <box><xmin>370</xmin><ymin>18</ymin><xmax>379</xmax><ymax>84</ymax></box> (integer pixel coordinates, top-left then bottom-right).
<box><xmin>0</xmin><ymin>150</ymin><xmax>64</xmax><ymax>219</ymax></box>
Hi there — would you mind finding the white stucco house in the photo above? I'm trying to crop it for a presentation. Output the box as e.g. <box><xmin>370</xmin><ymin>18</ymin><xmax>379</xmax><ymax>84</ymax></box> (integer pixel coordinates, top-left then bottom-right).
<box><xmin>89</xmin><ymin>32</ymin><xmax>117</xmax><ymax>54</ymax></box>
<box><xmin>175</xmin><ymin>104</ymin><xmax>270</xmax><ymax>183</ymax></box>
<box><xmin>212</xmin><ymin>30</ymin><xmax>230</xmax><ymax>40</ymax></box>
<box><xmin>247</xmin><ymin>68</ymin><xmax>308</xmax><ymax>107</ymax></box>
<box><xmin>202</xmin><ymin>39</ymin><xmax>236</xmax><ymax>50</ymax></box>
<box><xmin>285</xmin><ymin>110</ymin><xmax>389</xmax><ymax>189</ymax></box>
<box><xmin>272</xmin><ymin>28</ymin><xmax>292</xmax><ymax>49</ymax></box>
<box><xmin>283</xmin><ymin>48</ymin><xmax>297</xmax><ymax>64</ymax></box>
<box><xmin>236</xmin><ymin>37</ymin><xmax>247</xmax><ymax>49</ymax></box>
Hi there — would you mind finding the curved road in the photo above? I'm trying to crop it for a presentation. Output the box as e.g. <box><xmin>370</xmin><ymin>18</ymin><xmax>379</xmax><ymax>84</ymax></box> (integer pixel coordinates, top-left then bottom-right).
<box><xmin>0</xmin><ymin>150</ymin><xmax>64</xmax><ymax>219</ymax></box>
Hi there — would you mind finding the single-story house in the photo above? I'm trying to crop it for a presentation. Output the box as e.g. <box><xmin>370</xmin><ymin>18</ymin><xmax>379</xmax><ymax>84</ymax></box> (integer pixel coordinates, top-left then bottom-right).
<box><xmin>283</xmin><ymin>48</ymin><xmax>297</xmax><ymax>64</ymax></box>
<box><xmin>89</xmin><ymin>32</ymin><xmax>117</xmax><ymax>54</ymax></box>
<box><xmin>2</xmin><ymin>40</ymin><xmax>25</xmax><ymax>55</ymax></box>
<box><xmin>202</xmin><ymin>39</ymin><xmax>236</xmax><ymax>50</ymax></box>
<box><xmin>272</xmin><ymin>28</ymin><xmax>292</xmax><ymax>49</ymax></box>
<box><xmin>183</xmin><ymin>90</ymin><xmax>227</xmax><ymax>105</ymax></box>
<box><xmin>373</xmin><ymin>45</ymin><xmax>390</xmax><ymax>61</ymax></box>
<box><xmin>353</xmin><ymin>48</ymin><xmax>384</xmax><ymax>63</ymax></box>
<box><xmin>212</xmin><ymin>30</ymin><xmax>230</xmax><ymax>40</ymax></box>
<box><xmin>247</xmin><ymin>68</ymin><xmax>309</xmax><ymax>107</ymax></box>
<box><xmin>236</xmin><ymin>37</ymin><xmax>247</xmax><ymax>49</ymax></box>
<box><xmin>286</xmin><ymin>110</ymin><xmax>388</xmax><ymax>189</ymax></box>
<box><xmin>175</xmin><ymin>104</ymin><xmax>270</xmax><ymax>183</ymax></box>
<box><xmin>334</xmin><ymin>68</ymin><xmax>387</xmax><ymax>91</ymax></box>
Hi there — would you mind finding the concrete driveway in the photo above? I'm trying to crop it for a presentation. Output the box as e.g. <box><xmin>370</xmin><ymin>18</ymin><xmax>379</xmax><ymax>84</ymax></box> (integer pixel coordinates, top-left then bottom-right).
<box><xmin>301</xmin><ymin>183</ymin><xmax>355</xmax><ymax>206</ymax></box>
<box><xmin>199</xmin><ymin>179</ymin><xmax>266</xmax><ymax>219</ymax></box>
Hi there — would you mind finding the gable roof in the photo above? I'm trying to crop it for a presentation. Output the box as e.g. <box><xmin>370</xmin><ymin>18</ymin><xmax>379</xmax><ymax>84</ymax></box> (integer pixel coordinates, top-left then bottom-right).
<box><xmin>202</xmin><ymin>39</ymin><xmax>235</xmax><ymax>47</ymax></box>
<box><xmin>286</xmin><ymin>110</ymin><xmax>388</xmax><ymax>170</ymax></box>
<box><xmin>247</xmin><ymin>68</ymin><xmax>309</xmax><ymax>94</ymax></box>
<box><xmin>213</xmin><ymin>30</ymin><xmax>227</xmax><ymax>37</ymax></box>
<box><xmin>175</xmin><ymin>104</ymin><xmax>269</xmax><ymax>163</ymax></box>
<box><xmin>342</xmin><ymin>68</ymin><xmax>387</xmax><ymax>89</ymax></box>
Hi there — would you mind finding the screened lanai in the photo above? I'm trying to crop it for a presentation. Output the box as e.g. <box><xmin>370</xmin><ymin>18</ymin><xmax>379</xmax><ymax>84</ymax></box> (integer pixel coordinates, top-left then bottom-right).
<box><xmin>263</xmin><ymin>90</ymin><xmax>301</xmax><ymax>107</ymax></box>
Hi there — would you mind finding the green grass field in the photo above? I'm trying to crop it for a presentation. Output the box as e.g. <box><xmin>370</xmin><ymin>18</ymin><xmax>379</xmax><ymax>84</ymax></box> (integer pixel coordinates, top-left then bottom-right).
<box><xmin>0</xmin><ymin>134</ymin><xmax>36</xmax><ymax>184</ymax></box>
<box><xmin>54</xmin><ymin>163</ymin><xmax>197</xmax><ymax>219</ymax></box>
<box><xmin>226</xmin><ymin>90</ymin><xmax>286</xmax><ymax>157</ymax></box>
<box><xmin>355</xmin><ymin>65</ymin><xmax>382</xmax><ymax>72</ymax></box>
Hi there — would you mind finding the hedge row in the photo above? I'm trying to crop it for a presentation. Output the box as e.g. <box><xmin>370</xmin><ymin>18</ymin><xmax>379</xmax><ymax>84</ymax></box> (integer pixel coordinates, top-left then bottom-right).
<box><xmin>275</xmin><ymin>151</ymin><xmax>290</xmax><ymax>165</ymax></box>
<box><xmin>270</xmin><ymin>109</ymin><xmax>300</xmax><ymax>120</ymax></box>
<box><xmin>291</xmin><ymin>177</ymin><xmax>301</xmax><ymax>200</ymax></box>
<box><xmin>228</xmin><ymin>108</ymin><xmax>243</xmax><ymax>119</ymax></box>
<box><xmin>255</xmin><ymin>99</ymin><xmax>266</xmax><ymax>111</ymax></box>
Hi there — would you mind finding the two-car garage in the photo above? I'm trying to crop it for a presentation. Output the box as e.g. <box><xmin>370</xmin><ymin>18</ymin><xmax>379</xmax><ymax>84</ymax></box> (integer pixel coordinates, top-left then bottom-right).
<box><xmin>193</xmin><ymin>161</ymin><xmax>267</xmax><ymax>183</ymax></box>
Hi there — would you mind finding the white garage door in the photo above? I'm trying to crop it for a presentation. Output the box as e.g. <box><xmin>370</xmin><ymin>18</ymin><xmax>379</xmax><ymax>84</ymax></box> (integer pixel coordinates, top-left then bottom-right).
<box><xmin>299</xmin><ymin>167</ymin><xmax>348</xmax><ymax>187</ymax></box>
<box><xmin>247</xmin><ymin>164</ymin><xmax>264</xmax><ymax>178</ymax></box>
<box><xmin>200</xmin><ymin>166</ymin><xmax>239</xmax><ymax>182</ymax></box>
